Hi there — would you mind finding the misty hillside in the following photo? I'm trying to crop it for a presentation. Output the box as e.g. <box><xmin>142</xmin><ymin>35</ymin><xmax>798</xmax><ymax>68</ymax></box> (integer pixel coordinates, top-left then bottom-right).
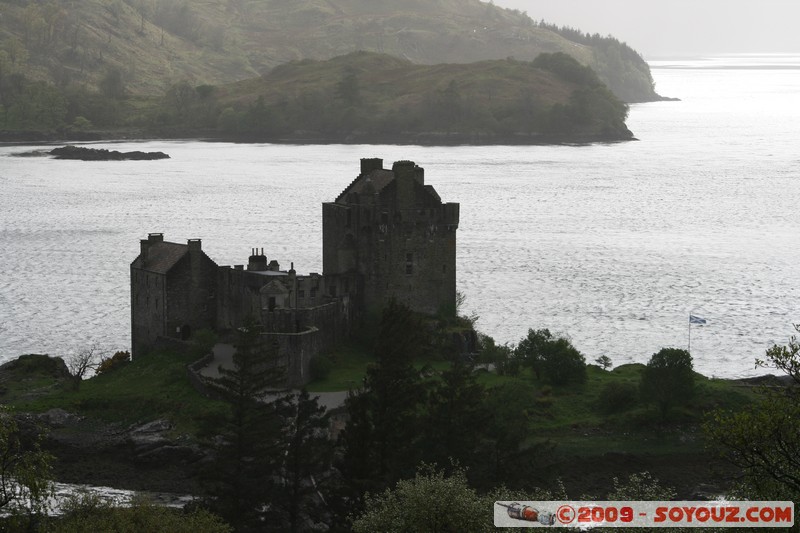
<box><xmin>0</xmin><ymin>0</ymin><xmax>658</xmax><ymax>102</ymax></box>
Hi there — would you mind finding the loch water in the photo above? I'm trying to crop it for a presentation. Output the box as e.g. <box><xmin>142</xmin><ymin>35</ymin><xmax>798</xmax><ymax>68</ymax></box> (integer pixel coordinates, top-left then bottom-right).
<box><xmin>1</xmin><ymin>55</ymin><xmax>799</xmax><ymax>378</ymax></box>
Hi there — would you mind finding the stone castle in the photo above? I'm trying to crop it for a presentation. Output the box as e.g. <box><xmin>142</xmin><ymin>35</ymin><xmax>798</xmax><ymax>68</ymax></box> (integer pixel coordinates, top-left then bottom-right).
<box><xmin>131</xmin><ymin>159</ymin><xmax>459</xmax><ymax>386</ymax></box>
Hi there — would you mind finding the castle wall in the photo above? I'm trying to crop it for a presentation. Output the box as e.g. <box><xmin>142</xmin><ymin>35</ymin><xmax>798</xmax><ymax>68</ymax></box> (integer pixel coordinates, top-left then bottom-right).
<box><xmin>216</xmin><ymin>267</ymin><xmax>276</xmax><ymax>329</ymax></box>
<box><xmin>130</xmin><ymin>269</ymin><xmax>167</xmax><ymax>357</ymax></box>
<box><xmin>360</xmin><ymin>198</ymin><xmax>459</xmax><ymax>316</ymax></box>
<box><xmin>262</xmin><ymin>328</ymin><xmax>320</xmax><ymax>388</ymax></box>
<box><xmin>164</xmin><ymin>251</ymin><xmax>217</xmax><ymax>340</ymax></box>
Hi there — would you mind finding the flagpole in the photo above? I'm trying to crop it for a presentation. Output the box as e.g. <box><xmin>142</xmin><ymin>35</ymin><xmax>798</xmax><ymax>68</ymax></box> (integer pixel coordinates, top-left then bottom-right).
<box><xmin>688</xmin><ymin>314</ymin><xmax>691</xmax><ymax>354</ymax></box>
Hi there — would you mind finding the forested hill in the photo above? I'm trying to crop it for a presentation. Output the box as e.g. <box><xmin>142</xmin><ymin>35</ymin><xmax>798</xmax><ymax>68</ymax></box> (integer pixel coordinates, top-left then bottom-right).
<box><xmin>156</xmin><ymin>51</ymin><xmax>633</xmax><ymax>144</ymax></box>
<box><xmin>0</xmin><ymin>0</ymin><xmax>659</xmax><ymax>103</ymax></box>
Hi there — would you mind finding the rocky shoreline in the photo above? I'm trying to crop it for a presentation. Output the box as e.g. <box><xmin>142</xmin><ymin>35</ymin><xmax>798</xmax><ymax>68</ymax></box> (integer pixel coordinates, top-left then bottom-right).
<box><xmin>17</xmin><ymin>409</ymin><xmax>205</xmax><ymax>495</ymax></box>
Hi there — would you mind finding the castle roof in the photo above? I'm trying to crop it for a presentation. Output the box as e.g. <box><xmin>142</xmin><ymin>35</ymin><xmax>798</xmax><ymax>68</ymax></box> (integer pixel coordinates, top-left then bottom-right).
<box><xmin>335</xmin><ymin>160</ymin><xmax>445</xmax><ymax>208</ymax></box>
<box><xmin>336</xmin><ymin>169</ymin><xmax>395</xmax><ymax>202</ymax></box>
<box><xmin>132</xmin><ymin>241</ymin><xmax>188</xmax><ymax>274</ymax></box>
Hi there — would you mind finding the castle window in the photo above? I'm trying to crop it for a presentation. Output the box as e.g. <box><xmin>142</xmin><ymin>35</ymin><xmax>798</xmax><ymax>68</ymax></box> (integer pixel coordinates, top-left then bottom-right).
<box><xmin>268</xmin><ymin>297</ymin><xmax>276</xmax><ymax>311</ymax></box>
<box><xmin>299</xmin><ymin>289</ymin><xmax>305</xmax><ymax>299</ymax></box>
<box><xmin>405</xmin><ymin>253</ymin><xmax>414</xmax><ymax>275</ymax></box>
<box><xmin>346</xmin><ymin>209</ymin><xmax>352</xmax><ymax>228</ymax></box>
<box><xmin>311</xmin><ymin>288</ymin><xmax>317</xmax><ymax>298</ymax></box>
<box><xmin>330</xmin><ymin>286</ymin><xmax>337</xmax><ymax>297</ymax></box>
<box><xmin>442</xmin><ymin>264</ymin><xmax>447</xmax><ymax>273</ymax></box>
<box><xmin>381</xmin><ymin>212</ymin><xmax>389</xmax><ymax>224</ymax></box>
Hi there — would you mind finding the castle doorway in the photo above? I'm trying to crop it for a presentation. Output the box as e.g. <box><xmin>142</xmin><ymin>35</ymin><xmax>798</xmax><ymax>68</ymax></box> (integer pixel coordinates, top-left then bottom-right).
<box><xmin>180</xmin><ymin>324</ymin><xmax>192</xmax><ymax>340</ymax></box>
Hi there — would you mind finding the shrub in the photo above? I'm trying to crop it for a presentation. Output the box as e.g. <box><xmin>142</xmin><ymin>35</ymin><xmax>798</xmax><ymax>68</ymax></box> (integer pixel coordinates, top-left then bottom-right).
<box><xmin>515</xmin><ymin>329</ymin><xmax>587</xmax><ymax>384</ymax></box>
<box><xmin>598</xmin><ymin>381</ymin><xmax>638</xmax><ymax>414</ymax></box>
<box><xmin>640</xmin><ymin>348</ymin><xmax>694</xmax><ymax>419</ymax></box>
<box><xmin>95</xmin><ymin>351</ymin><xmax>131</xmax><ymax>376</ymax></box>
<box><xmin>480</xmin><ymin>335</ymin><xmax>519</xmax><ymax>376</ymax></box>
<box><xmin>541</xmin><ymin>338</ymin><xmax>586</xmax><ymax>385</ymax></box>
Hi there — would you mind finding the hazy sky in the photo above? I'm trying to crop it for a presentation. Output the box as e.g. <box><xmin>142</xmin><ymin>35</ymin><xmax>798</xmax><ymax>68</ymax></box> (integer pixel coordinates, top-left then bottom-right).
<box><xmin>492</xmin><ymin>0</ymin><xmax>800</xmax><ymax>57</ymax></box>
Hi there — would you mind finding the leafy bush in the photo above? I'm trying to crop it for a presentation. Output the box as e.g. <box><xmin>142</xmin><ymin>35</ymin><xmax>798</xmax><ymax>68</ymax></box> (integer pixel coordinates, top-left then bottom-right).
<box><xmin>608</xmin><ymin>471</ymin><xmax>676</xmax><ymax>500</ymax></box>
<box><xmin>351</xmin><ymin>466</ymin><xmax>490</xmax><ymax>533</ymax></box>
<box><xmin>515</xmin><ymin>329</ymin><xmax>586</xmax><ymax>385</ymax></box>
<box><xmin>479</xmin><ymin>335</ymin><xmax>519</xmax><ymax>376</ymax></box>
<box><xmin>541</xmin><ymin>338</ymin><xmax>586</xmax><ymax>386</ymax></box>
<box><xmin>640</xmin><ymin>348</ymin><xmax>694</xmax><ymax>419</ymax></box>
<box><xmin>598</xmin><ymin>381</ymin><xmax>638</xmax><ymax>414</ymax></box>
<box><xmin>95</xmin><ymin>351</ymin><xmax>131</xmax><ymax>376</ymax></box>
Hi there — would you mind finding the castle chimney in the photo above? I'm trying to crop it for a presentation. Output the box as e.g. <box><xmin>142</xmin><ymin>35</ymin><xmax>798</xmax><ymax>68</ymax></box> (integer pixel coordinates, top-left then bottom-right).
<box><xmin>414</xmin><ymin>165</ymin><xmax>424</xmax><ymax>185</ymax></box>
<box><xmin>140</xmin><ymin>233</ymin><xmax>164</xmax><ymax>264</ymax></box>
<box><xmin>248</xmin><ymin>248</ymin><xmax>268</xmax><ymax>271</ymax></box>
<box><xmin>188</xmin><ymin>239</ymin><xmax>202</xmax><ymax>253</ymax></box>
<box><xmin>361</xmin><ymin>158</ymin><xmax>383</xmax><ymax>175</ymax></box>
<box><xmin>393</xmin><ymin>160</ymin><xmax>416</xmax><ymax>208</ymax></box>
<box><xmin>140</xmin><ymin>239</ymin><xmax>149</xmax><ymax>263</ymax></box>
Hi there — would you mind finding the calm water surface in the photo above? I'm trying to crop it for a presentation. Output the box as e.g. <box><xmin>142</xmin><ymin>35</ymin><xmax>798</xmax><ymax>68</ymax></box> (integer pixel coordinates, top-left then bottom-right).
<box><xmin>1</xmin><ymin>55</ymin><xmax>799</xmax><ymax>378</ymax></box>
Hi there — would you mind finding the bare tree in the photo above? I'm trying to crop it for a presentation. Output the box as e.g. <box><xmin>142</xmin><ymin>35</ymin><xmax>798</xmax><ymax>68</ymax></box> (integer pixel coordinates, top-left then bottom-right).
<box><xmin>66</xmin><ymin>344</ymin><xmax>102</xmax><ymax>390</ymax></box>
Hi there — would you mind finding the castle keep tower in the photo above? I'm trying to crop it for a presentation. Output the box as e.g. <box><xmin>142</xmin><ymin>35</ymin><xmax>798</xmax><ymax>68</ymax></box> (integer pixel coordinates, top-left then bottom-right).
<box><xmin>322</xmin><ymin>159</ymin><xmax>460</xmax><ymax>317</ymax></box>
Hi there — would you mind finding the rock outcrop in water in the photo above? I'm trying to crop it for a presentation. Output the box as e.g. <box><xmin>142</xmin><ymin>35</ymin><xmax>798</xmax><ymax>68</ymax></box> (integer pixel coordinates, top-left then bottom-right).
<box><xmin>50</xmin><ymin>145</ymin><xmax>169</xmax><ymax>161</ymax></box>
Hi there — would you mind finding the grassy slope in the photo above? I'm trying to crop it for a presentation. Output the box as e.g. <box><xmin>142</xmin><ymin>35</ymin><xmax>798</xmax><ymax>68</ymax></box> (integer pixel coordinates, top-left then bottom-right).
<box><xmin>0</xmin><ymin>0</ymin><xmax>653</xmax><ymax>100</ymax></box>
<box><xmin>6</xmin><ymin>349</ymin><xmax>227</xmax><ymax>436</ymax></box>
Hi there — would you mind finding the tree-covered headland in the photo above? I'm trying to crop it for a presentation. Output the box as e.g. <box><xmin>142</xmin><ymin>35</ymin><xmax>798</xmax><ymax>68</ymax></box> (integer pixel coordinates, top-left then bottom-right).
<box><xmin>1</xmin><ymin>50</ymin><xmax>632</xmax><ymax>144</ymax></box>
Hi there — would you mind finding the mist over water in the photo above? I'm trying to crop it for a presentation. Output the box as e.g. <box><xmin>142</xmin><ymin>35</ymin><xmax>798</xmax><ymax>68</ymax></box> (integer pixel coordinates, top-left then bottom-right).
<box><xmin>1</xmin><ymin>55</ymin><xmax>798</xmax><ymax>378</ymax></box>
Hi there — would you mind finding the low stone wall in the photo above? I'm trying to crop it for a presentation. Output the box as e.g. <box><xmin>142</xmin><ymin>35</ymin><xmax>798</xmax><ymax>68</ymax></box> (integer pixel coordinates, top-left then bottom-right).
<box><xmin>262</xmin><ymin>326</ymin><xmax>320</xmax><ymax>388</ymax></box>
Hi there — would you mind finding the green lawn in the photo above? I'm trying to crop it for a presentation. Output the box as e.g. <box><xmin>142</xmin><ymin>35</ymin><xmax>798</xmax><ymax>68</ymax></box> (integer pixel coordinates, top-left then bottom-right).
<box><xmin>305</xmin><ymin>343</ymin><xmax>373</xmax><ymax>393</ymax></box>
<box><xmin>307</xmin><ymin>345</ymin><xmax>758</xmax><ymax>451</ymax></box>
<box><xmin>9</xmin><ymin>349</ymin><xmax>228</xmax><ymax>435</ymax></box>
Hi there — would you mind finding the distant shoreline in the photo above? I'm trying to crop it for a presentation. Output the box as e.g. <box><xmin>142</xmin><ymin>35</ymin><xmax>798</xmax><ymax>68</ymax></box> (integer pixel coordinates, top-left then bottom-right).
<box><xmin>0</xmin><ymin>129</ymin><xmax>636</xmax><ymax>147</ymax></box>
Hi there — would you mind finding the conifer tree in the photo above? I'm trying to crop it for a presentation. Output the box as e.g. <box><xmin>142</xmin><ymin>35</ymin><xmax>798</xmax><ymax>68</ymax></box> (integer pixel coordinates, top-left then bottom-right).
<box><xmin>203</xmin><ymin>321</ymin><xmax>290</xmax><ymax>532</ymax></box>
<box><xmin>269</xmin><ymin>389</ymin><xmax>336</xmax><ymax>533</ymax></box>
<box><xmin>421</xmin><ymin>359</ymin><xmax>491</xmax><ymax>477</ymax></box>
<box><xmin>339</xmin><ymin>300</ymin><xmax>428</xmax><ymax>499</ymax></box>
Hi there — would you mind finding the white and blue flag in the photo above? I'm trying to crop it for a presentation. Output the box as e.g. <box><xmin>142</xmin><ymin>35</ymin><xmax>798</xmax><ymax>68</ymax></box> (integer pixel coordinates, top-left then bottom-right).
<box><xmin>689</xmin><ymin>315</ymin><xmax>707</xmax><ymax>325</ymax></box>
